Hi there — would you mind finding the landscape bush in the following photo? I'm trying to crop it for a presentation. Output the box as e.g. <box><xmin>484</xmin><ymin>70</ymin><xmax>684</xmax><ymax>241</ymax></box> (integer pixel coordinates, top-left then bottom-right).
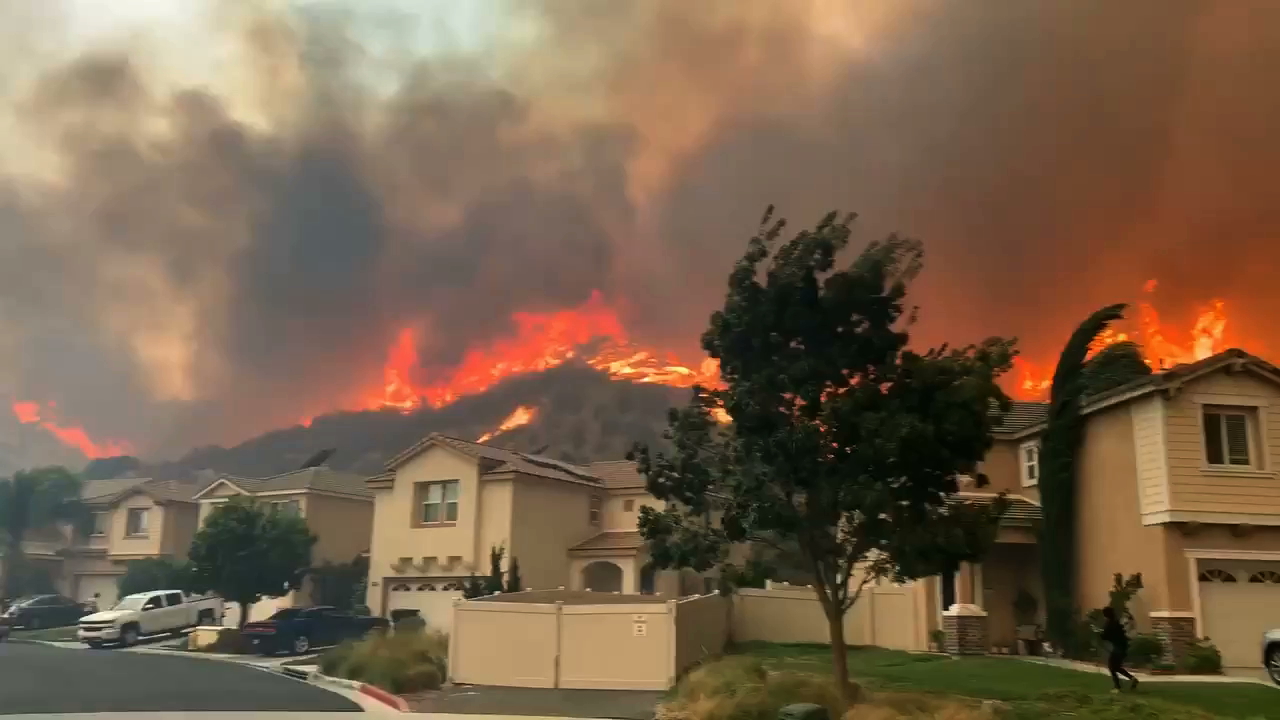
<box><xmin>1179</xmin><ymin>637</ymin><xmax>1223</xmax><ymax>675</ymax></box>
<box><xmin>319</xmin><ymin>627</ymin><xmax>448</xmax><ymax>694</ymax></box>
<box><xmin>657</xmin><ymin>656</ymin><xmax>841</xmax><ymax>720</ymax></box>
<box><xmin>1125</xmin><ymin>634</ymin><xmax>1163</xmax><ymax>668</ymax></box>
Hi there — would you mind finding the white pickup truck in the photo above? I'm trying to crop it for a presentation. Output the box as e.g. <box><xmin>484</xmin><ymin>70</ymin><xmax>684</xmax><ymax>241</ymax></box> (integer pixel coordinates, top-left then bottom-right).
<box><xmin>78</xmin><ymin>590</ymin><xmax>224</xmax><ymax>648</ymax></box>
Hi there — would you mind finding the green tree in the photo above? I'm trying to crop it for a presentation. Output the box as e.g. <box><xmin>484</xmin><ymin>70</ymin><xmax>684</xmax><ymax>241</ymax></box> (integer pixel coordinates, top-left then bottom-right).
<box><xmin>630</xmin><ymin>209</ymin><xmax>1014</xmax><ymax>705</ymax></box>
<box><xmin>118</xmin><ymin>557</ymin><xmax>191</xmax><ymax>598</ymax></box>
<box><xmin>308</xmin><ymin>554</ymin><xmax>369</xmax><ymax>611</ymax></box>
<box><xmin>505</xmin><ymin>557</ymin><xmax>522</xmax><ymax>593</ymax></box>
<box><xmin>0</xmin><ymin>466</ymin><xmax>87</xmax><ymax>597</ymax></box>
<box><xmin>1081</xmin><ymin>341</ymin><xmax>1152</xmax><ymax>396</ymax></box>
<box><xmin>185</xmin><ymin>496</ymin><xmax>316</xmax><ymax>627</ymax></box>
<box><xmin>1038</xmin><ymin>304</ymin><xmax>1129</xmax><ymax>654</ymax></box>
<box><xmin>485</xmin><ymin>545</ymin><xmax>505</xmax><ymax>595</ymax></box>
<box><xmin>463</xmin><ymin>572</ymin><xmax>486</xmax><ymax>599</ymax></box>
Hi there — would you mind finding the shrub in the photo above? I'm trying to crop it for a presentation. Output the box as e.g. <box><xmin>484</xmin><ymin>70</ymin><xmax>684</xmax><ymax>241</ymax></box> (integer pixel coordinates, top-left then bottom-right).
<box><xmin>658</xmin><ymin>656</ymin><xmax>840</xmax><ymax>720</ymax></box>
<box><xmin>1127</xmin><ymin>634</ymin><xmax>1163</xmax><ymax>668</ymax></box>
<box><xmin>929</xmin><ymin>629</ymin><xmax>946</xmax><ymax>650</ymax></box>
<box><xmin>319</xmin><ymin>627</ymin><xmax>449</xmax><ymax>694</ymax></box>
<box><xmin>394</xmin><ymin>615</ymin><xmax>427</xmax><ymax>634</ymax></box>
<box><xmin>1180</xmin><ymin>637</ymin><xmax>1223</xmax><ymax>675</ymax></box>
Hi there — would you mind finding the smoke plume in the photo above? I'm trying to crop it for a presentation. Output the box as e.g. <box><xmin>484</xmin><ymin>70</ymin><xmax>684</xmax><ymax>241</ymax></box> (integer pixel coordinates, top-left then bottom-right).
<box><xmin>1</xmin><ymin>0</ymin><xmax>1278</xmax><ymax>460</ymax></box>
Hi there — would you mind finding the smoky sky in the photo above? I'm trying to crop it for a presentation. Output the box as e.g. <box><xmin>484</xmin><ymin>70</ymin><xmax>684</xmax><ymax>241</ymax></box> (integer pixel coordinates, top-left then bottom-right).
<box><xmin>2</xmin><ymin>0</ymin><xmax>1279</xmax><ymax>461</ymax></box>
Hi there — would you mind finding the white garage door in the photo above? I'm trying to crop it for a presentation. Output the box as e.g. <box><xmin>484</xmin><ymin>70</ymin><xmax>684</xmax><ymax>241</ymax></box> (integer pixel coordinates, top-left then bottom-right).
<box><xmin>384</xmin><ymin>579</ymin><xmax>463</xmax><ymax>632</ymax></box>
<box><xmin>1198</xmin><ymin>562</ymin><xmax>1280</xmax><ymax>669</ymax></box>
<box><xmin>75</xmin><ymin>575</ymin><xmax>120</xmax><ymax>609</ymax></box>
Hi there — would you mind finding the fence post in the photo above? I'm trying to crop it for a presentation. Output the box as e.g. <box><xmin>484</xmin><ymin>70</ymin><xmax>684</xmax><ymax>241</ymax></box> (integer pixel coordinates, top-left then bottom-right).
<box><xmin>667</xmin><ymin>598</ymin><xmax>679</xmax><ymax>687</ymax></box>
<box><xmin>554</xmin><ymin>601</ymin><xmax>564</xmax><ymax>689</ymax></box>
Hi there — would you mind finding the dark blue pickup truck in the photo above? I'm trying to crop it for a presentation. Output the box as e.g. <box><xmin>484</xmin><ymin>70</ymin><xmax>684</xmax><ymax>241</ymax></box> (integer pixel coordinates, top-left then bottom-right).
<box><xmin>241</xmin><ymin>606</ymin><xmax>389</xmax><ymax>655</ymax></box>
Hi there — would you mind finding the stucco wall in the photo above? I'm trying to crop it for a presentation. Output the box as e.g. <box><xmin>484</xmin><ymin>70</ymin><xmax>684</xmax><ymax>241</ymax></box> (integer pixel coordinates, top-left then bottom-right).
<box><xmin>109</xmin><ymin>496</ymin><xmax>164</xmax><ymax>557</ymax></box>
<box><xmin>304</xmin><ymin>493</ymin><xmax>374</xmax><ymax>565</ymax></box>
<box><xmin>983</xmin><ymin>439</ymin><xmax>1039</xmax><ymax>501</ymax></box>
<box><xmin>159</xmin><ymin>502</ymin><xmax>200</xmax><ymax>559</ymax></box>
<box><xmin>510</xmin><ymin>476</ymin><xmax>598</xmax><ymax>591</ymax></box>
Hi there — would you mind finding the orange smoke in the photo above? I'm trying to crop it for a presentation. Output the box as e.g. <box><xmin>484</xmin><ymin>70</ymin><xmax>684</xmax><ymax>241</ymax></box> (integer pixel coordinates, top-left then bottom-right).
<box><xmin>477</xmin><ymin>405</ymin><xmax>539</xmax><ymax>444</ymax></box>
<box><xmin>1014</xmin><ymin>280</ymin><xmax>1231</xmax><ymax>400</ymax></box>
<box><xmin>11</xmin><ymin>401</ymin><xmax>134</xmax><ymax>458</ymax></box>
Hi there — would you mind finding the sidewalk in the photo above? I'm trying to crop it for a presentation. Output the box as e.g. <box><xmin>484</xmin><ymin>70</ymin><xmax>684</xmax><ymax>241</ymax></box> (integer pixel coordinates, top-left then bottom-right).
<box><xmin>1015</xmin><ymin>655</ymin><xmax>1280</xmax><ymax>687</ymax></box>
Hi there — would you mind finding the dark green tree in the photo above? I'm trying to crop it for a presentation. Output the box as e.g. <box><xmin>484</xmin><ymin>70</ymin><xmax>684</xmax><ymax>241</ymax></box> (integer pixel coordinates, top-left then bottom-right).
<box><xmin>463</xmin><ymin>572</ymin><xmax>486</xmax><ymax>599</ymax></box>
<box><xmin>308</xmin><ymin>554</ymin><xmax>369</xmax><ymax>611</ymax></box>
<box><xmin>185</xmin><ymin>496</ymin><xmax>316</xmax><ymax>627</ymax></box>
<box><xmin>630</xmin><ymin>209</ymin><xmax>1014</xmax><ymax>704</ymax></box>
<box><xmin>485</xmin><ymin>545</ymin><xmax>506</xmax><ymax>595</ymax></box>
<box><xmin>1081</xmin><ymin>341</ymin><xmax>1152</xmax><ymax>396</ymax></box>
<box><xmin>505</xmin><ymin>557</ymin><xmax>522</xmax><ymax>593</ymax></box>
<box><xmin>0</xmin><ymin>466</ymin><xmax>87</xmax><ymax>597</ymax></box>
<box><xmin>1038</xmin><ymin>304</ymin><xmax>1129</xmax><ymax>654</ymax></box>
<box><xmin>118</xmin><ymin>557</ymin><xmax>192</xmax><ymax>598</ymax></box>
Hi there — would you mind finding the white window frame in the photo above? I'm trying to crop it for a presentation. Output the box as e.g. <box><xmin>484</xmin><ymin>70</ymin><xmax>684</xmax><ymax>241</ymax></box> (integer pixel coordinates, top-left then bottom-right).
<box><xmin>1202</xmin><ymin>406</ymin><xmax>1256</xmax><ymax>469</ymax></box>
<box><xmin>270</xmin><ymin>499</ymin><xmax>302</xmax><ymax>517</ymax></box>
<box><xmin>89</xmin><ymin>511</ymin><xmax>109</xmax><ymax>536</ymax></box>
<box><xmin>589</xmin><ymin>495</ymin><xmax>602</xmax><ymax>525</ymax></box>
<box><xmin>1019</xmin><ymin>441</ymin><xmax>1040</xmax><ymax>488</ymax></box>
<box><xmin>125</xmin><ymin>508</ymin><xmax>149</xmax><ymax>537</ymax></box>
<box><xmin>418</xmin><ymin>480</ymin><xmax>460</xmax><ymax>525</ymax></box>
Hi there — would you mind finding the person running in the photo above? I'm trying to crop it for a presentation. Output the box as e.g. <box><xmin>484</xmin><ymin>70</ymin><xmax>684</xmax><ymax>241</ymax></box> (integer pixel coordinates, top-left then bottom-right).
<box><xmin>1101</xmin><ymin>607</ymin><xmax>1139</xmax><ymax>692</ymax></box>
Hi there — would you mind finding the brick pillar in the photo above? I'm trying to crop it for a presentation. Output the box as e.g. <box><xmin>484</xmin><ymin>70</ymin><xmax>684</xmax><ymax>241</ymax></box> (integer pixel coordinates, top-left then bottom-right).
<box><xmin>942</xmin><ymin>604</ymin><xmax>989</xmax><ymax>655</ymax></box>
<box><xmin>1150</xmin><ymin>615</ymin><xmax>1196</xmax><ymax>665</ymax></box>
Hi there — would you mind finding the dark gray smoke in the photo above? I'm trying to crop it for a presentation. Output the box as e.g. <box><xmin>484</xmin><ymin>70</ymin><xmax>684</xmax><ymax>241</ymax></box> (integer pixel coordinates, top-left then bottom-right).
<box><xmin>1</xmin><ymin>0</ymin><xmax>1277</xmax><ymax>460</ymax></box>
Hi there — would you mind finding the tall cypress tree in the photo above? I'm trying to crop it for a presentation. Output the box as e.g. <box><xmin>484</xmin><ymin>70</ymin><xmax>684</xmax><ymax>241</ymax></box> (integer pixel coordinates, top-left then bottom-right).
<box><xmin>1039</xmin><ymin>303</ymin><xmax>1128</xmax><ymax>654</ymax></box>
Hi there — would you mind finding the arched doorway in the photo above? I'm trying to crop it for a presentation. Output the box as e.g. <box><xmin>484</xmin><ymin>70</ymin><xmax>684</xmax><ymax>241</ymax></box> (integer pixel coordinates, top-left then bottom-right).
<box><xmin>639</xmin><ymin>563</ymin><xmax>656</xmax><ymax>595</ymax></box>
<box><xmin>582</xmin><ymin>561</ymin><xmax>624</xmax><ymax>593</ymax></box>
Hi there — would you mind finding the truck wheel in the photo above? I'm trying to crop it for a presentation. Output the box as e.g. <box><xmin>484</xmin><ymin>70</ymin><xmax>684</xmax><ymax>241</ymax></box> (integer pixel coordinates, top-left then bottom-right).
<box><xmin>119</xmin><ymin>624</ymin><xmax>139</xmax><ymax>647</ymax></box>
<box><xmin>292</xmin><ymin>635</ymin><xmax>311</xmax><ymax>655</ymax></box>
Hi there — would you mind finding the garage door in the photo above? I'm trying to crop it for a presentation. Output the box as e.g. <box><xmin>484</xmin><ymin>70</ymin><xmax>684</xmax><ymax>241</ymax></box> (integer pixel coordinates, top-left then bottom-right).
<box><xmin>75</xmin><ymin>575</ymin><xmax>120</xmax><ymax>609</ymax></box>
<box><xmin>384</xmin><ymin>579</ymin><xmax>464</xmax><ymax>632</ymax></box>
<box><xmin>1198</xmin><ymin>562</ymin><xmax>1280</xmax><ymax>669</ymax></box>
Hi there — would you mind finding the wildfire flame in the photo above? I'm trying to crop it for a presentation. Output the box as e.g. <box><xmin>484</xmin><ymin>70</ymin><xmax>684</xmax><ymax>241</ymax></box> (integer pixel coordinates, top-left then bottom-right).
<box><xmin>476</xmin><ymin>405</ymin><xmax>539</xmax><ymax>444</ymax></box>
<box><xmin>352</xmin><ymin>290</ymin><xmax>721</xmax><ymax>418</ymax></box>
<box><xmin>10</xmin><ymin>401</ymin><xmax>133</xmax><ymax>458</ymax></box>
<box><xmin>1014</xmin><ymin>280</ymin><xmax>1231</xmax><ymax>401</ymax></box>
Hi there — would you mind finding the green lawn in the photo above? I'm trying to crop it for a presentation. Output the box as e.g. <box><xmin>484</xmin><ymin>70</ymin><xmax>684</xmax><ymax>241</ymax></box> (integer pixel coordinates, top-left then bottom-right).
<box><xmin>10</xmin><ymin>624</ymin><xmax>80</xmax><ymax>642</ymax></box>
<box><xmin>736</xmin><ymin>642</ymin><xmax>1278</xmax><ymax>719</ymax></box>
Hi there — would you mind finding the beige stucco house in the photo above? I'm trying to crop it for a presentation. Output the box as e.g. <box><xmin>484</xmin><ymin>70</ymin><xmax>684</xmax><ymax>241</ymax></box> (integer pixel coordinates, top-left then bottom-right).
<box><xmin>364</xmin><ymin>435</ymin><xmax>706</xmax><ymax>623</ymax></box>
<box><xmin>192</xmin><ymin>466</ymin><xmax>373</xmax><ymax>624</ymax></box>
<box><xmin>927</xmin><ymin>348</ymin><xmax>1280</xmax><ymax>670</ymax></box>
<box><xmin>15</xmin><ymin>476</ymin><xmax>205</xmax><ymax>609</ymax></box>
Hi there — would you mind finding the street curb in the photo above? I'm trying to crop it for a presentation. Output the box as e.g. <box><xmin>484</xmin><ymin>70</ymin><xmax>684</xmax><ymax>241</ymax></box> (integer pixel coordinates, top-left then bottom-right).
<box><xmin>306</xmin><ymin>669</ymin><xmax>409</xmax><ymax>712</ymax></box>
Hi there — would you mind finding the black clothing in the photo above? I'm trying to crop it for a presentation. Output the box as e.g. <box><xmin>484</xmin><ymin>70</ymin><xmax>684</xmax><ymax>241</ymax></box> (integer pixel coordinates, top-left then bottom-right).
<box><xmin>1101</xmin><ymin>617</ymin><xmax>1136</xmax><ymax>690</ymax></box>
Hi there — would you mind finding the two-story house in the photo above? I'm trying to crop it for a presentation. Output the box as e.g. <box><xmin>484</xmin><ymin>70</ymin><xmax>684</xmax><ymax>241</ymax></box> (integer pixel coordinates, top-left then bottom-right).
<box><xmin>192</xmin><ymin>465</ymin><xmax>373</xmax><ymax>624</ymax></box>
<box><xmin>930</xmin><ymin>348</ymin><xmax>1280</xmax><ymax>670</ymax></box>
<box><xmin>364</xmin><ymin>434</ymin><xmax>705</xmax><ymax>621</ymax></box>
<box><xmin>17</xmin><ymin>476</ymin><xmax>207</xmax><ymax>609</ymax></box>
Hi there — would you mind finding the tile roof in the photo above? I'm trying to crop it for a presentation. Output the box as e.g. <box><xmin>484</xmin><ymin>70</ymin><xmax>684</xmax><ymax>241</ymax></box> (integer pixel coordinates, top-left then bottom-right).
<box><xmin>82</xmin><ymin>477</ymin><xmax>148</xmax><ymax>503</ymax></box>
<box><xmin>82</xmin><ymin>476</ymin><xmax>207</xmax><ymax>505</ymax></box>
<box><xmin>569</xmin><ymin>530</ymin><xmax>644</xmax><ymax>552</ymax></box>
<box><xmin>587</xmin><ymin>460</ymin><xmax>645</xmax><ymax>489</ymax></box>
<box><xmin>217</xmin><ymin>466</ymin><xmax>372</xmax><ymax>498</ymax></box>
<box><xmin>390</xmin><ymin>433</ymin><xmax>604</xmax><ymax>486</ymax></box>
<box><xmin>991</xmin><ymin>402</ymin><xmax>1049</xmax><ymax>435</ymax></box>
<box><xmin>950</xmin><ymin>493</ymin><xmax>1042</xmax><ymax>527</ymax></box>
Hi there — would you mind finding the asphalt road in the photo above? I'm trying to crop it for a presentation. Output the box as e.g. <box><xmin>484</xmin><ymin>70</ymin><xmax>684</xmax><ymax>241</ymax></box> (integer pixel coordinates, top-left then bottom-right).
<box><xmin>0</xmin><ymin>641</ymin><xmax>360</xmax><ymax>714</ymax></box>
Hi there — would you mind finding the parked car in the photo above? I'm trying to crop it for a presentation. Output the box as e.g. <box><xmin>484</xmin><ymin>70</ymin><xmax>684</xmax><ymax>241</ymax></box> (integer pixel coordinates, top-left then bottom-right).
<box><xmin>77</xmin><ymin>590</ymin><xmax>224</xmax><ymax>648</ymax></box>
<box><xmin>242</xmin><ymin>606</ymin><xmax>389</xmax><ymax>655</ymax></box>
<box><xmin>0</xmin><ymin>594</ymin><xmax>90</xmax><ymax>630</ymax></box>
<box><xmin>1264</xmin><ymin>628</ymin><xmax>1280</xmax><ymax>684</ymax></box>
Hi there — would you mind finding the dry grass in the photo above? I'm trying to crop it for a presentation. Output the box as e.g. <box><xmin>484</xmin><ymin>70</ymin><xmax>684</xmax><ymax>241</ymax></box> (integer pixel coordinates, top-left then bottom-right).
<box><xmin>319</xmin><ymin>626</ymin><xmax>448</xmax><ymax>694</ymax></box>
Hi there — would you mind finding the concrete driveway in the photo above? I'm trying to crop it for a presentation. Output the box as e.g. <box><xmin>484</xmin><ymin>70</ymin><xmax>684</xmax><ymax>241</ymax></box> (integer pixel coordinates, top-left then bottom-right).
<box><xmin>0</xmin><ymin>641</ymin><xmax>360</xmax><ymax>714</ymax></box>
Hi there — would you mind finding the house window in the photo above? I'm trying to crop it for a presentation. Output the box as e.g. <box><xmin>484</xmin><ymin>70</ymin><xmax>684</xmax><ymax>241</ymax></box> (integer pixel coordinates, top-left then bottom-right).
<box><xmin>418</xmin><ymin>481</ymin><xmax>459</xmax><ymax>524</ymax></box>
<box><xmin>589</xmin><ymin>495</ymin><xmax>602</xmax><ymax>525</ymax></box>
<box><xmin>1203</xmin><ymin>407</ymin><xmax>1256</xmax><ymax>468</ymax></box>
<box><xmin>623</xmin><ymin>499</ymin><xmax>635</xmax><ymax>512</ymax></box>
<box><xmin>1019</xmin><ymin>442</ymin><xmax>1040</xmax><ymax>487</ymax></box>
<box><xmin>940</xmin><ymin>570</ymin><xmax>956</xmax><ymax>610</ymax></box>
<box><xmin>1249</xmin><ymin>570</ymin><xmax>1280</xmax><ymax>584</ymax></box>
<box><xmin>89</xmin><ymin>512</ymin><xmax>108</xmax><ymax>536</ymax></box>
<box><xmin>1198</xmin><ymin>568</ymin><xmax>1237</xmax><ymax>583</ymax></box>
<box><xmin>270</xmin><ymin>499</ymin><xmax>301</xmax><ymax>516</ymax></box>
<box><xmin>125</xmin><ymin>508</ymin><xmax>149</xmax><ymax>537</ymax></box>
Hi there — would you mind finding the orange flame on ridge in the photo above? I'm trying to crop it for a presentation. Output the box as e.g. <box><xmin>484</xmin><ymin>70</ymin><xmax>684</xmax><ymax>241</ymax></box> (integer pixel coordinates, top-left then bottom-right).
<box><xmin>476</xmin><ymin>405</ymin><xmax>539</xmax><ymax>444</ymax></box>
<box><xmin>1014</xmin><ymin>280</ymin><xmax>1232</xmax><ymax>401</ymax></box>
<box><xmin>10</xmin><ymin>401</ymin><xmax>134</xmax><ymax>458</ymax></box>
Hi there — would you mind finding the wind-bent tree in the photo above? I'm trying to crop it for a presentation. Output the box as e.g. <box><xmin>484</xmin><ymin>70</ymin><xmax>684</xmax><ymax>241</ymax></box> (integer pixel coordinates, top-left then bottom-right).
<box><xmin>186</xmin><ymin>496</ymin><xmax>316</xmax><ymax>627</ymax></box>
<box><xmin>1081</xmin><ymin>341</ymin><xmax>1152</xmax><ymax>396</ymax></box>
<box><xmin>1038</xmin><ymin>304</ymin><xmax>1131</xmax><ymax>654</ymax></box>
<box><xmin>0</xmin><ymin>466</ymin><xmax>86</xmax><ymax>597</ymax></box>
<box><xmin>631</xmin><ymin>208</ymin><xmax>1014</xmax><ymax>704</ymax></box>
